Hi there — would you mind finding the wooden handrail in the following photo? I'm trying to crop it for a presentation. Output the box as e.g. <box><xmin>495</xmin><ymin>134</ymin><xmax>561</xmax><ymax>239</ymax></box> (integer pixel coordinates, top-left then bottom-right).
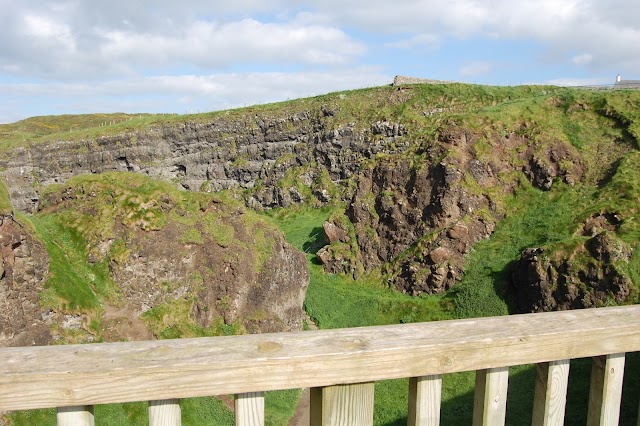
<box><xmin>1</xmin><ymin>305</ymin><xmax>639</xmax><ymax>425</ymax></box>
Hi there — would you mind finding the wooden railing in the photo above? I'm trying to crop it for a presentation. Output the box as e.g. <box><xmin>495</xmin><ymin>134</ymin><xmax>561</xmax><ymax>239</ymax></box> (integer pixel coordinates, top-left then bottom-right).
<box><xmin>1</xmin><ymin>305</ymin><xmax>639</xmax><ymax>425</ymax></box>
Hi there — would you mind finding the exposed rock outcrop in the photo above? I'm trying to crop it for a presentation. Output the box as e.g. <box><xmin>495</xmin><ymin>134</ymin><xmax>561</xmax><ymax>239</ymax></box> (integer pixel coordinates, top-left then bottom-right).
<box><xmin>37</xmin><ymin>175</ymin><xmax>310</xmax><ymax>337</ymax></box>
<box><xmin>318</xmin><ymin>124</ymin><xmax>585</xmax><ymax>295</ymax></box>
<box><xmin>0</xmin><ymin>214</ymin><xmax>51</xmax><ymax>347</ymax></box>
<box><xmin>510</xmin><ymin>213</ymin><xmax>634</xmax><ymax>312</ymax></box>
<box><xmin>0</xmin><ymin>172</ymin><xmax>310</xmax><ymax>347</ymax></box>
<box><xmin>521</xmin><ymin>140</ymin><xmax>584</xmax><ymax>189</ymax></box>
<box><xmin>1</xmin><ymin>114</ymin><xmax>407</xmax><ymax>213</ymax></box>
<box><xmin>323</xmin><ymin>221</ymin><xmax>349</xmax><ymax>244</ymax></box>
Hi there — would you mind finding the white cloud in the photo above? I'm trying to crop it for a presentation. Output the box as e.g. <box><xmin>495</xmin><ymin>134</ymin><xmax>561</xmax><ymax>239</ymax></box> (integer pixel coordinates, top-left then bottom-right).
<box><xmin>384</xmin><ymin>34</ymin><xmax>441</xmax><ymax>50</ymax></box>
<box><xmin>22</xmin><ymin>14</ymin><xmax>75</xmax><ymax>49</ymax></box>
<box><xmin>0</xmin><ymin>4</ymin><xmax>365</xmax><ymax>80</ymax></box>
<box><xmin>459</xmin><ymin>61</ymin><xmax>492</xmax><ymax>77</ymax></box>
<box><xmin>307</xmin><ymin>0</ymin><xmax>640</xmax><ymax>73</ymax></box>
<box><xmin>3</xmin><ymin>0</ymin><xmax>639</xmax><ymax>80</ymax></box>
<box><xmin>572</xmin><ymin>53</ymin><xmax>593</xmax><ymax>66</ymax></box>
<box><xmin>96</xmin><ymin>19</ymin><xmax>364</xmax><ymax>70</ymax></box>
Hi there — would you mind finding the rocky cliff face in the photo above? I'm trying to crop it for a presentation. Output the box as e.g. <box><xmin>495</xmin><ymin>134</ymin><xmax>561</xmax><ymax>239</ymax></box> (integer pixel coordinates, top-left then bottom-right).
<box><xmin>0</xmin><ymin>214</ymin><xmax>51</xmax><ymax>347</ymax></box>
<box><xmin>0</xmin><ymin>173</ymin><xmax>309</xmax><ymax>346</ymax></box>
<box><xmin>1</xmin><ymin>112</ymin><xmax>406</xmax><ymax>213</ymax></box>
<box><xmin>318</xmin><ymin>124</ymin><xmax>586</xmax><ymax>295</ymax></box>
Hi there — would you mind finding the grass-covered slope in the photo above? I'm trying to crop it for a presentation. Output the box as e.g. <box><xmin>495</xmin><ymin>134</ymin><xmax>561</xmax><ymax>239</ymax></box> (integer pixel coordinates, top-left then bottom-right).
<box><xmin>0</xmin><ymin>83</ymin><xmax>570</xmax><ymax>150</ymax></box>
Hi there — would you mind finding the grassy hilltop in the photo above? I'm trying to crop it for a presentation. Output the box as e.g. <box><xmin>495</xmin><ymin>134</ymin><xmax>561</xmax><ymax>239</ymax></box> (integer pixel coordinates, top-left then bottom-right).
<box><xmin>2</xmin><ymin>82</ymin><xmax>640</xmax><ymax>424</ymax></box>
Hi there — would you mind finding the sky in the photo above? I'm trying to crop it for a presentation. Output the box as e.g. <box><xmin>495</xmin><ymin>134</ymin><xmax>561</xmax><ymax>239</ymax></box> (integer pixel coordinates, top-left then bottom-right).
<box><xmin>1</xmin><ymin>0</ymin><xmax>639</xmax><ymax>124</ymax></box>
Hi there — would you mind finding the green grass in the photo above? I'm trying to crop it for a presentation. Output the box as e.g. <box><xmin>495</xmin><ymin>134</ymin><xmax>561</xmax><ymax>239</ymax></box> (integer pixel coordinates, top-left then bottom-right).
<box><xmin>0</xmin><ymin>113</ymin><xmax>167</xmax><ymax>150</ymax></box>
<box><xmin>599</xmin><ymin>151</ymin><xmax>640</xmax><ymax>243</ymax></box>
<box><xmin>202</xmin><ymin>210</ymin><xmax>235</xmax><ymax>247</ymax></box>
<box><xmin>5</xmin><ymin>397</ymin><xmax>236</xmax><ymax>426</ymax></box>
<box><xmin>265</xmin><ymin>389</ymin><xmax>303</xmax><ymax>426</ymax></box>
<box><xmin>0</xmin><ymin>179</ymin><xmax>11</xmax><ymax>215</ymax></box>
<box><xmin>29</xmin><ymin>213</ymin><xmax>117</xmax><ymax>312</ymax></box>
<box><xmin>142</xmin><ymin>298</ymin><xmax>244</xmax><ymax>339</ymax></box>
<box><xmin>451</xmin><ymin>182</ymin><xmax>592</xmax><ymax>317</ymax></box>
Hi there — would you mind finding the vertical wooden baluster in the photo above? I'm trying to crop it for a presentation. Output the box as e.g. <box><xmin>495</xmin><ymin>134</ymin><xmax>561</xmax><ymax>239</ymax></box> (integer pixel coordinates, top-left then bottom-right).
<box><xmin>56</xmin><ymin>405</ymin><xmax>94</xmax><ymax>426</ymax></box>
<box><xmin>531</xmin><ymin>360</ymin><xmax>570</xmax><ymax>426</ymax></box>
<box><xmin>149</xmin><ymin>399</ymin><xmax>181</xmax><ymax>426</ymax></box>
<box><xmin>235</xmin><ymin>392</ymin><xmax>265</xmax><ymax>426</ymax></box>
<box><xmin>587</xmin><ymin>353</ymin><xmax>625</xmax><ymax>426</ymax></box>
<box><xmin>408</xmin><ymin>375</ymin><xmax>442</xmax><ymax>426</ymax></box>
<box><xmin>473</xmin><ymin>367</ymin><xmax>509</xmax><ymax>426</ymax></box>
<box><xmin>310</xmin><ymin>382</ymin><xmax>375</xmax><ymax>426</ymax></box>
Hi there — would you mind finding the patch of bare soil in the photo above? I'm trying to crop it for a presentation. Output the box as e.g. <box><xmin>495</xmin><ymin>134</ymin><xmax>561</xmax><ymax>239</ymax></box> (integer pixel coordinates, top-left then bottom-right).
<box><xmin>288</xmin><ymin>388</ymin><xmax>310</xmax><ymax>426</ymax></box>
<box><xmin>101</xmin><ymin>304</ymin><xmax>153</xmax><ymax>342</ymax></box>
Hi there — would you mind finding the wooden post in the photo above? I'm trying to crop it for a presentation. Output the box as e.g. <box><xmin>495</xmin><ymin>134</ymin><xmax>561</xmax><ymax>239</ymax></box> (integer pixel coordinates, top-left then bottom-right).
<box><xmin>587</xmin><ymin>353</ymin><xmax>625</xmax><ymax>426</ymax></box>
<box><xmin>473</xmin><ymin>367</ymin><xmax>509</xmax><ymax>426</ymax></box>
<box><xmin>531</xmin><ymin>360</ymin><xmax>569</xmax><ymax>426</ymax></box>
<box><xmin>408</xmin><ymin>375</ymin><xmax>442</xmax><ymax>426</ymax></box>
<box><xmin>235</xmin><ymin>392</ymin><xmax>265</xmax><ymax>426</ymax></box>
<box><xmin>56</xmin><ymin>405</ymin><xmax>94</xmax><ymax>426</ymax></box>
<box><xmin>149</xmin><ymin>399</ymin><xmax>181</xmax><ymax>426</ymax></box>
<box><xmin>310</xmin><ymin>382</ymin><xmax>374</xmax><ymax>426</ymax></box>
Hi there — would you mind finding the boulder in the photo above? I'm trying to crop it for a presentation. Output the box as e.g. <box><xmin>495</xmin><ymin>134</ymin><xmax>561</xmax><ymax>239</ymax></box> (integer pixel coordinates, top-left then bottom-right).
<box><xmin>323</xmin><ymin>221</ymin><xmax>349</xmax><ymax>244</ymax></box>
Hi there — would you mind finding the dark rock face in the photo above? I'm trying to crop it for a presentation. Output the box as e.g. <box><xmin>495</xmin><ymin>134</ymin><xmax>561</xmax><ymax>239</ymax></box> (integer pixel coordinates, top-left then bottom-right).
<box><xmin>0</xmin><ymin>215</ymin><xmax>51</xmax><ymax>347</ymax></box>
<box><xmin>521</xmin><ymin>141</ymin><xmax>584</xmax><ymax>189</ymax></box>
<box><xmin>318</xmin><ymin>125</ymin><xmax>586</xmax><ymax>295</ymax></box>
<box><xmin>1</xmin><ymin>114</ymin><xmax>407</xmax><ymax>213</ymax></box>
<box><xmin>510</xmin><ymin>221</ymin><xmax>633</xmax><ymax>313</ymax></box>
<box><xmin>320</xmin><ymin>129</ymin><xmax>506</xmax><ymax>294</ymax></box>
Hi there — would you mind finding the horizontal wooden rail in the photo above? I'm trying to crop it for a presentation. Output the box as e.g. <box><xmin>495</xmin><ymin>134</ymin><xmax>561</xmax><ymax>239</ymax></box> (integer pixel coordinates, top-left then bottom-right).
<box><xmin>1</xmin><ymin>305</ymin><xmax>639</xmax><ymax>417</ymax></box>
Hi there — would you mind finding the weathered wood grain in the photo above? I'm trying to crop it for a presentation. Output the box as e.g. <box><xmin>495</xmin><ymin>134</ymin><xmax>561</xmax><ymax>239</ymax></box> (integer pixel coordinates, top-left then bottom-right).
<box><xmin>235</xmin><ymin>392</ymin><xmax>264</xmax><ymax>426</ymax></box>
<box><xmin>408</xmin><ymin>375</ymin><xmax>442</xmax><ymax>426</ymax></box>
<box><xmin>473</xmin><ymin>367</ymin><xmax>509</xmax><ymax>426</ymax></box>
<box><xmin>56</xmin><ymin>405</ymin><xmax>94</xmax><ymax>426</ymax></box>
<box><xmin>0</xmin><ymin>306</ymin><xmax>639</xmax><ymax>411</ymax></box>
<box><xmin>310</xmin><ymin>383</ymin><xmax>374</xmax><ymax>426</ymax></box>
<box><xmin>148</xmin><ymin>399</ymin><xmax>181</xmax><ymax>426</ymax></box>
<box><xmin>531</xmin><ymin>360</ymin><xmax>570</xmax><ymax>426</ymax></box>
<box><xmin>587</xmin><ymin>353</ymin><xmax>625</xmax><ymax>426</ymax></box>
